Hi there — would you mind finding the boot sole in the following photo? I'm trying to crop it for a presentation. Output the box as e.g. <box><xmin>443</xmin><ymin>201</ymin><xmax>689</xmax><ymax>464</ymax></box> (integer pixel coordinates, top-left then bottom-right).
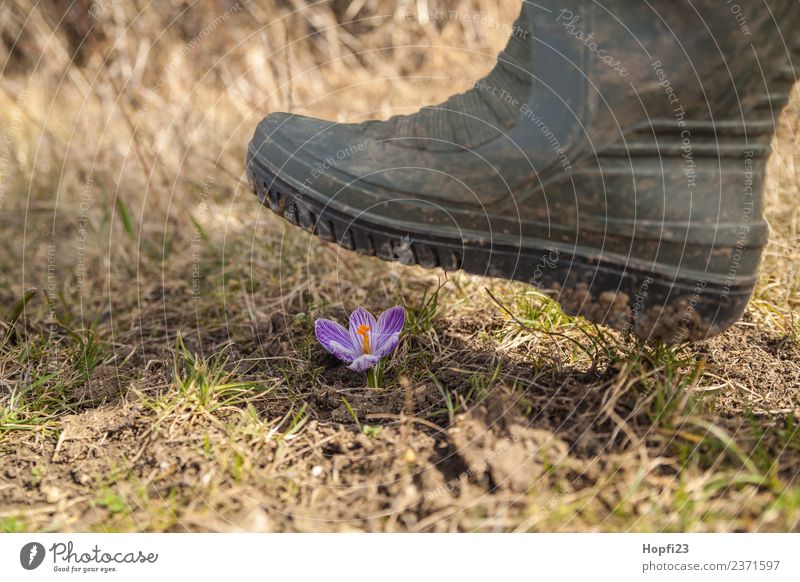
<box><xmin>247</xmin><ymin>154</ymin><xmax>755</xmax><ymax>343</ymax></box>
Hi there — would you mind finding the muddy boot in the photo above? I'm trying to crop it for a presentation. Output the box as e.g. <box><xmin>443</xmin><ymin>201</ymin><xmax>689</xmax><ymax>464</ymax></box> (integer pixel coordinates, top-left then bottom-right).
<box><xmin>246</xmin><ymin>1</ymin><xmax>799</xmax><ymax>342</ymax></box>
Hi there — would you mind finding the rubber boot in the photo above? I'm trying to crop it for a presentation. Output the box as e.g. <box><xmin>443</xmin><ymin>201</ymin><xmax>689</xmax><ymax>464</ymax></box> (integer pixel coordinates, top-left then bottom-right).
<box><xmin>246</xmin><ymin>0</ymin><xmax>800</xmax><ymax>342</ymax></box>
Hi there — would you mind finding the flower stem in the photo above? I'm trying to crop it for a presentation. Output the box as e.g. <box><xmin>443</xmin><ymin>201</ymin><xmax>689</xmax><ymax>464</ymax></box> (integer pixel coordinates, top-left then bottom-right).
<box><xmin>367</xmin><ymin>360</ymin><xmax>384</xmax><ymax>389</ymax></box>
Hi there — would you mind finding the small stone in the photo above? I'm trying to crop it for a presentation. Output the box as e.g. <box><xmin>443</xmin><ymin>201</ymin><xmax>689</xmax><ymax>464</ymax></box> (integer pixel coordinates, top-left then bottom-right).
<box><xmin>43</xmin><ymin>485</ymin><xmax>61</xmax><ymax>504</ymax></box>
<box><xmin>200</xmin><ymin>471</ymin><xmax>214</xmax><ymax>487</ymax></box>
<box><xmin>239</xmin><ymin>507</ymin><xmax>271</xmax><ymax>532</ymax></box>
<box><xmin>71</xmin><ymin>469</ymin><xmax>89</xmax><ymax>486</ymax></box>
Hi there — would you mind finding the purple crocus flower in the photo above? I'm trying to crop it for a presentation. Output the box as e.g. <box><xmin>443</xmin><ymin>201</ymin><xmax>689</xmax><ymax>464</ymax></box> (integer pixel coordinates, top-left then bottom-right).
<box><xmin>315</xmin><ymin>306</ymin><xmax>405</xmax><ymax>372</ymax></box>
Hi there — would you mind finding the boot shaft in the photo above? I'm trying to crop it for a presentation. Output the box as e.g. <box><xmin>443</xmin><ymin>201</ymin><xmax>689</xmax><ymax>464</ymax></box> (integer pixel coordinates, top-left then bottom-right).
<box><xmin>513</xmin><ymin>0</ymin><xmax>799</xmax><ymax>134</ymax></box>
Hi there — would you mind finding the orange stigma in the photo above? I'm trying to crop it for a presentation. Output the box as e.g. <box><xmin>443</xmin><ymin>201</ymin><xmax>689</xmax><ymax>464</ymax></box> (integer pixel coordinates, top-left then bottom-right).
<box><xmin>356</xmin><ymin>324</ymin><xmax>371</xmax><ymax>354</ymax></box>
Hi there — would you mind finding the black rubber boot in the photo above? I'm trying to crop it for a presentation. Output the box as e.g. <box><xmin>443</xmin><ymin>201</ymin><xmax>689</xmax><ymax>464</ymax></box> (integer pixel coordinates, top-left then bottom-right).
<box><xmin>246</xmin><ymin>1</ymin><xmax>799</xmax><ymax>342</ymax></box>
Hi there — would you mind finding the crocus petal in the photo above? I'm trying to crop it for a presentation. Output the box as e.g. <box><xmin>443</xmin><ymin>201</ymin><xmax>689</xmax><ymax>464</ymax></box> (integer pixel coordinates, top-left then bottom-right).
<box><xmin>372</xmin><ymin>306</ymin><xmax>406</xmax><ymax>357</ymax></box>
<box><xmin>348</xmin><ymin>354</ymin><xmax>382</xmax><ymax>372</ymax></box>
<box><xmin>348</xmin><ymin>307</ymin><xmax>377</xmax><ymax>352</ymax></box>
<box><xmin>315</xmin><ymin>319</ymin><xmax>360</xmax><ymax>362</ymax></box>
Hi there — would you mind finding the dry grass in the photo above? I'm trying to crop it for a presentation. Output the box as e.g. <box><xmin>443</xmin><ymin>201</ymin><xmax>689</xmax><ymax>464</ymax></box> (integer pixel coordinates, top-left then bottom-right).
<box><xmin>0</xmin><ymin>0</ymin><xmax>798</xmax><ymax>532</ymax></box>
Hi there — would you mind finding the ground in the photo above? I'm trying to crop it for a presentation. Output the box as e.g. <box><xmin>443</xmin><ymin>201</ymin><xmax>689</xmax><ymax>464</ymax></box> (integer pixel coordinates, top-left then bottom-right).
<box><xmin>1</xmin><ymin>1</ymin><xmax>799</xmax><ymax>532</ymax></box>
